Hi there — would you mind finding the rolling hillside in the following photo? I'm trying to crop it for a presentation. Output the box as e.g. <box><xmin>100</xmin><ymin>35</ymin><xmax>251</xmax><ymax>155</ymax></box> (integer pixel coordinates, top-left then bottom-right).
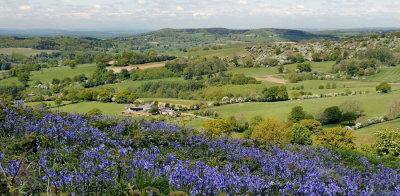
<box><xmin>111</xmin><ymin>28</ymin><xmax>338</xmax><ymax>51</ymax></box>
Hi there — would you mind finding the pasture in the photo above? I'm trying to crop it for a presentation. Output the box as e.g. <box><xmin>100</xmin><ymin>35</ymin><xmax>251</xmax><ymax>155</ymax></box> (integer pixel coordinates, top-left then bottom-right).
<box><xmin>228</xmin><ymin>61</ymin><xmax>335</xmax><ymax>78</ymax></box>
<box><xmin>107</xmin><ymin>61</ymin><xmax>167</xmax><ymax>73</ymax></box>
<box><xmin>210</xmin><ymin>91</ymin><xmax>399</xmax><ymax>121</ymax></box>
<box><xmin>173</xmin><ymin>44</ymin><xmax>250</xmax><ymax>58</ymax></box>
<box><xmin>366</xmin><ymin>67</ymin><xmax>400</xmax><ymax>83</ymax></box>
<box><xmin>26</xmin><ymin>101</ymin><xmax>127</xmax><ymax>117</ymax></box>
<box><xmin>0</xmin><ymin>48</ymin><xmax>58</xmax><ymax>56</ymax></box>
<box><xmin>97</xmin><ymin>77</ymin><xmax>185</xmax><ymax>91</ymax></box>
<box><xmin>0</xmin><ymin>63</ymin><xmax>97</xmax><ymax>86</ymax></box>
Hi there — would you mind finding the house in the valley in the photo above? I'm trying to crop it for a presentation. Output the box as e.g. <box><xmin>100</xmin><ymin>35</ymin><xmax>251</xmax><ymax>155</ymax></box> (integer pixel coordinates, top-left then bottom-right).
<box><xmin>159</xmin><ymin>107</ymin><xmax>180</xmax><ymax>116</ymax></box>
<box><xmin>126</xmin><ymin>103</ymin><xmax>153</xmax><ymax>112</ymax></box>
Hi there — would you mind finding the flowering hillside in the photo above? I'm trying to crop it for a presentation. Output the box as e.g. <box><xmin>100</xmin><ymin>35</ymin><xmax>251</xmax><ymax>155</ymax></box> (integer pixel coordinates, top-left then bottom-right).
<box><xmin>0</xmin><ymin>101</ymin><xmax>399</xmax><ymax>195</ymax></box>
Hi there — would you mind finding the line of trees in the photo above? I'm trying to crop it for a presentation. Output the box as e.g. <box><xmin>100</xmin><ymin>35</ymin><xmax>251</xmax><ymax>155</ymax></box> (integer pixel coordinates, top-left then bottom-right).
<box><xmin>165</xmin><ymin>56</ymin><xmax>228</xmax><ymax>79</ymax></box>
<box><xmin>112</xmin><ymin>50</ymin><xmax>176</xmax><ymax>66</ymax></box>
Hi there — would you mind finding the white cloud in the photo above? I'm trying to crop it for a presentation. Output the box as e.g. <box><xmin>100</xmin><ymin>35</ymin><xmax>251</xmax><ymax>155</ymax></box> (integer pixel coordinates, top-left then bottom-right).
<box><xmin>0</xmin><ymin>0</ymin><xmax>399</xmax><ymax>29</ymax></box>
<box><xmin>239</xmin><ymin>0</ymin><xmax>248</xmax><ymax>5</ymax></box>
<box><xmin>192</xmin><ymin>10</ymin><xmax>216</xmax><ymax>18</ymax></box>
<box><xmin>19</xmin><ymin>5</ymin><xmax>32</xmax><ymax>11</ymax></box>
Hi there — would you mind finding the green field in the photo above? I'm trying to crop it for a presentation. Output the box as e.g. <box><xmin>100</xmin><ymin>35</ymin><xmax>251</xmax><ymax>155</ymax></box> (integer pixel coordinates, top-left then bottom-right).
<box><xmin>173</xmin><ymin>45</ymin><xmax>249</xmax><ymax>58</ymax></box>
<box><xmin>210</xmin><ymin>91</ymin><xmax>399</xmax><ymax>121</ymax></box>
<box><xmin>0</xmin><ymin>63</ymin><xmax>97</xmax><ymax>86</ymax></box>
<box><xmin>199</xmin><ymin>84</ymin><xmax>266</xmax><ymax>98</ymax></box>
<box><xmin>0</xmin><ymin>48</ymin><xmax>58</xmax><ymax>56</ymax></box>
<box><xmin>366</xmin><ymin>67</ymin><xmax>400</xmax><ymax>83</ymax></box>
<box><xmin>228</xmin><ymin>61</ymin><xmax>335</xmax><ymax>78</ymax></box>
<box><xmin>353</xmin><ymin>118</ymin><xmax>400</xmax><ymax>145</ymax></box>
<box><xmin>28</xmin><ymin>101</ymin><xmax>127</xmax><ymax>116</ymax></box>
<box><xmin>138</xmin><ymin>98</ymin><xmax>198</xmax><ymax>106</ymax></box>
<box><xmin>97</xmin><ymin>77</ymin><xmax>185</xmax><ymax>91</ymax></box>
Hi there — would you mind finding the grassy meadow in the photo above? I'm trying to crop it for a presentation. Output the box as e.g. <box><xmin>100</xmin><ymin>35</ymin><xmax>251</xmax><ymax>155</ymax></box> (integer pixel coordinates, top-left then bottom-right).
<box><xmin>366</xmin><ymin>67</ymin><xmax>400</xmax><ymax>83</ymax></box>
<box><xmin>0</xmin><ymin>63</ymin><xmax>97</xmax><ymax>86</ymax></box>
<box><xmin>0</xmin><ymin>48</ymin><xmax>58</xmax><ymax>56</ymax></box>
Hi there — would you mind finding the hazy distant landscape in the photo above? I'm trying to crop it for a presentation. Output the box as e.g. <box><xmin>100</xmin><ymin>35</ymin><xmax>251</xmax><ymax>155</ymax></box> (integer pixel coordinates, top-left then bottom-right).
<box><xmin>1</xmin><ymin>0</ymin><xmax>400</xmax><ymax>195</ymax></box>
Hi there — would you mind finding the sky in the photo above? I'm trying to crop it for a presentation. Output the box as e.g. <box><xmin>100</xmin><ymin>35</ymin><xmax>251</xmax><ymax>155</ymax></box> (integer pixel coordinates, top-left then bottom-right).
<box><xmin>0</xmin><ymin>0</ymin><xmax>400</xmax><ymax>30</ymax></box>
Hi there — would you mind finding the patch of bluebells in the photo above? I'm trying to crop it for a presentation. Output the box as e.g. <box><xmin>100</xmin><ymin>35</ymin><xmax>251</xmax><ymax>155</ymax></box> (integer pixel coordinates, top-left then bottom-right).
<box><xmin>0</xmin><ymin>103</ymin><xmax>400</xmax><ymax>195</ymax></box>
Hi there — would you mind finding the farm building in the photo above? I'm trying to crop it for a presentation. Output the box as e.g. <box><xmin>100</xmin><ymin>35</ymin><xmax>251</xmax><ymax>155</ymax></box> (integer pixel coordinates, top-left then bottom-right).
<box><xmin>159</xmin><ymin>107</ymin><xmax>180</xmax><ymax>116</ymax></box>
<box><xmin>126</xmin><ymin>103</ymin><xmax>153</xmax><ymax>112</ymax></box>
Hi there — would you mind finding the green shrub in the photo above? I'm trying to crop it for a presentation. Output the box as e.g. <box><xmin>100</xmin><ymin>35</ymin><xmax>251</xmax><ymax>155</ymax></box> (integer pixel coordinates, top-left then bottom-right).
<box><xmin>374</xmin><ymin>129</ymin><xmax>400</xmax><ymax>157</ymax></box>
<box><xmin>376</xmin><ymin>82</ymin><xmax>391</xmax><ymax>93</ymax></box>
<box><xmin>300</xmin><ymin>119</ymin><xmax>323</xmax><ymax>134</ymax></box>
<box><xmin>203</xmin><ymin>118</ymin><xmax>234</xmax><ymax>136</ymax></box>
<box><xmin>287</xmin><ymin>106</ymin><xmax>306</xmax><ymax>123</ymax></box>
<box><xmin>251</xmin><ymin>118</ymin><xmax>290</xmax><ymax>144</ymax></box>
<box><xmin>315</xmin><ymin>127</ymin><xmax>356</xmax><ymax>149</ymax></box>
<box><xmin>87</xmin><ymin>108</ymin><xmax>102</xmax><ymax>116</ymax></box>
<box><xmin>296</xmin><ymin>63</ymin><xmax>312</xmax><ymax>72</ymax></box>
<box><xmin>290</xmin><ymin>124</ymin><xmax>312</xmax><ymax>145</ymax></box>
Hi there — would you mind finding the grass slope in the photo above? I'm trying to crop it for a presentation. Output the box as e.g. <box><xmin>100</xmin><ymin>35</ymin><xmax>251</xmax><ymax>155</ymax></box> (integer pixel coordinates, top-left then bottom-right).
<box><xmin>366</xmin><ymin>67</ymin><xmax>400</xmax><ymax>83</ymax></box>
<box><xmin>0</xmin><ymin>48</ymin><xmax>58</xmax><ymax>56</ymax></box>
<box><xmin>353</xmin><ymin>118</ymin><xmax>400</xmax><ymax>145</ymax></box>
<box><xmin>0</xmin><ymin>63</ymin><xmax>97</xmax><ymax>86</ymax></box>
<box><xmin>212</xmin><ymin>92</ymin><xmax>399</xmax><ymax>121</ymax></box>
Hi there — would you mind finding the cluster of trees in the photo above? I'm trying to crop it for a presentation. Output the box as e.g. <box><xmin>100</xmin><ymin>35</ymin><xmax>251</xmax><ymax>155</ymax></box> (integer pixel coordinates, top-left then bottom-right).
<box><xmin>296</xmin><ymin>62</ymin><xmax>312</xmax><ymax>72</ymax></box>
<box><xmin>259</xmin><ymin>85</ymin><xmax>289</xmax><ymax>102</ymax></box>
<box><xmin>135</xmin><ymin>80</ymin><xmax>204</xmax><ymax>99</ymax></box>
<box><xmin>230</xmin><ymin>74</ymin><xmax>260</xmax><ymax>85</ymax></box>
<box><xmin>316</xmin><ymin>99</ymin><xmax>364</xmax><ymax>125</ymax></box>
<box><xmin>0</xmin><ymin>84</ymin><xmax>25</xmax><ymax>99</ymax></box>
<box><xmin>311</xmin><ymin>49</ymin><xmax>345</xmax><ymax>62</ymax></box>
<box><xmin>112</xmin><ymin>51</ymin><xmax>176</xmax><ymax>66</ymax></box>
<box><xmin>0</xmin><ymin>36</ymin><xmax>113</xmax><ymax>51</ymax></box>
<box><xmin>361</xmin><ymin>47</ymin><xmax>396</xmax><ymax>66</ymax></box>
<box><xmin>0</xmin><ymin>55</ymin><xmax>11</xmax><ymax>70</ymax></box>
<box><xmin>204</xmin><ymin>73</ymin><xmax>260</xmax><ymax>86</ymax></box>
<box><xmin>289</xmin><ymin>72</ymin><xmax>315</xmax><ymax>83</ymax></box>
<box><xmin>287</xmin><ymin>53</ymin><xmax>305</xmax><ymax>63</ymax></box>
<box><xmin>235</xmin><ymin>56</ymin><xmax>280</xmax><ymax>68</ymax></box>
<box><xmin>130</xmin><ymin>67</ymin><xmax>177</xmax><ymax>81</ymax></box>
<box><xmin>2</xmin><ymin>51</ymin><xmax>102</xmax><ymax>81</ymax></box>
<box><xmin>333</xmin><ymin>58</ymin><xmax>378</xmax><ymax>77</ymax></box>
<box><xmin>82</xmin><ymin>64</ymin><xmax>127</xmax><ymax>88</ymax></box>
<box><xmin>52</xmin><ymin>86</ymin><xmax>139</xmax><ymax>105</ymax></box>
<box><xmin>203</xmin><ymin>109</ymin><xmax>356</xmax><ymax>149</ymax></box>
<box><xmin>165</xmin><ymin>56</ymin><xmax>227</xmax><ymax>79</ymax></box>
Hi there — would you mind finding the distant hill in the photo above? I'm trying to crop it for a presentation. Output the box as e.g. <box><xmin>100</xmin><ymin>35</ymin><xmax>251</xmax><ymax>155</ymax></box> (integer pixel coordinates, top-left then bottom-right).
<box><xmin>312</xmin><ymin>28</ymin><xmax>400</xmax><ymax>38</ymax></box>
<box><xmin>111</xmin><ymin>28</ymin><xmax>338</xmax><ymax>51</ymax></box>
<box><xmin>0</xmin><ymin>28</ymin><xmax>152</xmax><ymax>39</ymax></box>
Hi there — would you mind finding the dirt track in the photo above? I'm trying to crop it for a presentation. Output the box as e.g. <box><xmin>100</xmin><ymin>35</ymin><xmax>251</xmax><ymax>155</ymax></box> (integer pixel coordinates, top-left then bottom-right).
<box><xmin>107</xmin><ymin>62</ymin><xmax>166</xmax><ymax>73</ymax></box>
<box><xmin>256</xmin><ymin>75</ymin><xmax>287</xmax><ymax>84</ymax></box>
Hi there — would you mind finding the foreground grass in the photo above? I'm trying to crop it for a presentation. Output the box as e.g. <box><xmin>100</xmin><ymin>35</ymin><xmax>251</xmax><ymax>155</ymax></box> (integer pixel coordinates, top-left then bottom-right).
<box><xmin>353</xmin><ymin>118</ymin><xmax>400</xmax><ymax>145</ymax></box>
